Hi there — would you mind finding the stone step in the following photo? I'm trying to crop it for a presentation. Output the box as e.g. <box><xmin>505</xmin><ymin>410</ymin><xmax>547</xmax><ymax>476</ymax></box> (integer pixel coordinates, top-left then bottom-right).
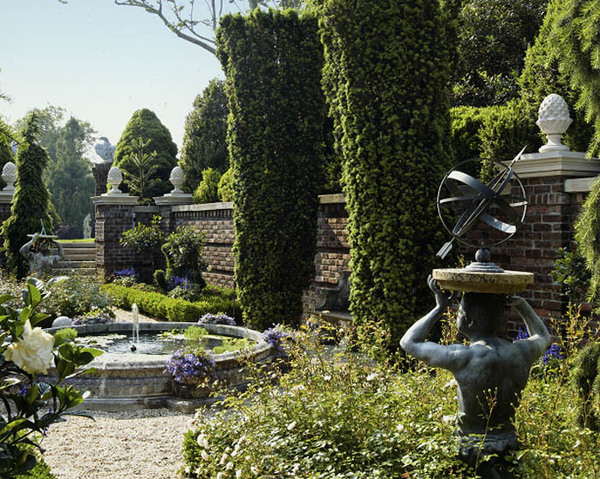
<box><xmin>63</xmin><ymin>253</ymin><xmax>96</xmax><ymax>261</ymax></box>
<box><xmin>53</xmin><ymin>267</ymin><xmax>97</xmax><ymax>276</ymax></box>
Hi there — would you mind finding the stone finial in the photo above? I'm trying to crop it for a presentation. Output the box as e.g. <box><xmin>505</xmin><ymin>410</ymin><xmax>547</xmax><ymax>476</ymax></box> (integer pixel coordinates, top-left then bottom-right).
<box><xmin>94</xmin><ymin>137</ymin><xmax>116</xmax><ymax>164</ymax></box>
<box><xmin>536</xmin><ymin>94</ymin><xmax>572</xmax><ymax>152</ymax></box>
<box><xmin>106</xmin><ymin>166</ymin><xmax>123</xmax><ymax>195</ymax></box>
<box><xmin>169</xmin><ymin>166</ymin><xmax>185</xmax><ymax>195</ymax></box>
<box><xmin>2</xmin><ymin>162</ymin><xmax>17</xmax><ymax>191</ymax></box>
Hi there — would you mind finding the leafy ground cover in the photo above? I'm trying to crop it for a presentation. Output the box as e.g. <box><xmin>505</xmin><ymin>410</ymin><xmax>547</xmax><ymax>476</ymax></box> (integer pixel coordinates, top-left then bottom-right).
<box><xmin>181</xmin><ymin>311</ymin><xmax>600</xmax><ymax>478</ymax></box>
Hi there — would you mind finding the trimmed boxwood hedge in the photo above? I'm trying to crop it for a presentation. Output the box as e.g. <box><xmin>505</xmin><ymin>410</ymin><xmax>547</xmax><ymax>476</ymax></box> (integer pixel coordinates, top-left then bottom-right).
<box><xmin>101</xmin><ymin>284</ymin><xmax>241</xmax><ymax>323</ymax></box>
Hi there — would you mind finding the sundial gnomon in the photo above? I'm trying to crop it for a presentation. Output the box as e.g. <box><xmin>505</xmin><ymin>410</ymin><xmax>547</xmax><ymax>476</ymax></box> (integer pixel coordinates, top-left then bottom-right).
<box><xmin>436</xmin><ymin>147</ymin><xmax>528</xmax><ymax>259</ymax></box>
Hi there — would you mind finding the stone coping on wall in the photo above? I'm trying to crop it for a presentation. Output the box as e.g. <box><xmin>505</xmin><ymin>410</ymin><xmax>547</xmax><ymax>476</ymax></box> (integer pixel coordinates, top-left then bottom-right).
<box><xmin>133</xmin><ymin>205</ymin><xmax>160</xmax><ymax>214</ymax></box>
<box><xmin>513</xmin><ymin>150</ymin><xmax>600</xmax><ymax>178</ymax></box>
<box><xmin>170</xmin><ymin>194</ymin><xmax>346</xmax><ymax>213</ymax></box>
<box><xmin>92</xmin><ymin>194</ymin><xmax>139</xmax><ymax>205</ymax></box>
<box><xmin>564</xmin><ymin>176</ymin><xmax>599</xmax><ymax>193</ymax></box>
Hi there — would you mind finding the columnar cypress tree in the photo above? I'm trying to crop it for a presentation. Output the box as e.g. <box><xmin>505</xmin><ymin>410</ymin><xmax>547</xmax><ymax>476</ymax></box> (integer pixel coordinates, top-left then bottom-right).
<box><xmin>216</xmin><ymin>9</ymin><xmax>324</xmax><ymax>329</ymax></box>
<box><xmin>2</xmin><ymin>114</ymin><xmax>54</xmax><ymax>278</ymax></box>
<box><xmin>317</xmin><ymin>0</ymin><xmax>456</xmax><ymax>347</ymax></box>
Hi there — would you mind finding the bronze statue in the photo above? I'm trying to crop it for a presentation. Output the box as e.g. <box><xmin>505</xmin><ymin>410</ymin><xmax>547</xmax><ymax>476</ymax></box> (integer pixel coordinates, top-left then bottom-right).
<box><xmin>401</xmin><ymin>276</ymin><xmax>550</xmax><ymax>478</ymax></box>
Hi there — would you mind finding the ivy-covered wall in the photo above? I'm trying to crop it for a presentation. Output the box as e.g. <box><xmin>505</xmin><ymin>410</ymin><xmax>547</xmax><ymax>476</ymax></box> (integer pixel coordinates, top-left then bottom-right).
<box><xmin>216</xmin><ymin>9</ymin><xmax>325</xmax><ymax>329</ymax></box>
<box><xmin>316</xmin><ymin>0</ymin><xmax>456</xmax><ymax>347</ymax></box>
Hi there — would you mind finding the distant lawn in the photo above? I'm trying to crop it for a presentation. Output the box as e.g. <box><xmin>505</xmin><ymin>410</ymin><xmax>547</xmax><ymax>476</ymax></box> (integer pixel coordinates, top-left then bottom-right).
<box><xmin>58</xmin><ymin>238</ymin><xmax>95</xmax><ymax>243</ymax></box>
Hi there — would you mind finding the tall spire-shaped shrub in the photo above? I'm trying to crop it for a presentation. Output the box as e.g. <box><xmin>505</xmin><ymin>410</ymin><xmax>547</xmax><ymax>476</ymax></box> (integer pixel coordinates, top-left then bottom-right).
<box><xmin>316</xmin><ymin>0</ymin><xmax>456</xmax><ymax>348</ymax></box>
<box><xmin>2</xmin><ymin>113</ymin><xmax>54</xmax><ymax>278</ymax></box>
<box><xmin>216</xmin><ymin>9</ymin><xmax>325</xmax><ymax>329</ymax></box>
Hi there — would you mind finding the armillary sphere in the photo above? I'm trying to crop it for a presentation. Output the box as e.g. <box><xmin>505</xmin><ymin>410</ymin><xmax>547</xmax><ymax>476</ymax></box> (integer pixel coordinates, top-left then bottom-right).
<box><xmin>436</xmin><ymin>147</ymin><xmax>528</xmax><ymax>259</ymax></box>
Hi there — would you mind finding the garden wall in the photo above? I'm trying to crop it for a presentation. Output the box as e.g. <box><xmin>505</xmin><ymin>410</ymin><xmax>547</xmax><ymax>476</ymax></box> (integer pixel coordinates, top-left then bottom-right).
<box><xmin>93</xmin><ymin>148</ymin><xmax>600</xmax><ymax>329</ymax></box>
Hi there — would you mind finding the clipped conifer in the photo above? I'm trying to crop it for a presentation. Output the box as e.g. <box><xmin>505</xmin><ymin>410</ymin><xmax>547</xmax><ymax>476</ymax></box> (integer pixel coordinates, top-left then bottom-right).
<box><xmin>216</xmin><ymin>9</ymin><xmax>324</xmax><ymax>329</ymax></box>
<box><xmin>316</xmin><ymin>0</ymin><xmax>456</xmax><ymax>348</ymax></box>
<box><xmin>2</xmin><ymin>114</ymin><xmax>54</xmax><ymax>278</ymax></box>
<box><xmin>180</xmin><ymin>79</ymin><xmax>229</xmax><ymax>191</ymax></box>
<box><xmin>114</xmin><ymin>108</ymin><xmax>178</xmax><ymax>201</ymax></box>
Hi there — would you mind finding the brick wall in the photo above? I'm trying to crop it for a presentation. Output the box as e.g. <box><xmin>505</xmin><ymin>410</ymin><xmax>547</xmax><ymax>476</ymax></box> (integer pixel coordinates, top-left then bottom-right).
<box><xmin>93</xmin><ymin>153</ymin><xmax>600</xmax><ymax>328</ymax></box>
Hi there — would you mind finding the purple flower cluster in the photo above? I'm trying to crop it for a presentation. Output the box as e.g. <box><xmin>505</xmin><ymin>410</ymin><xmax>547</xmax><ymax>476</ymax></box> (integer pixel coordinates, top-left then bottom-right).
<box><xmin>113</xmin><ymin>268</ymin><xmax>138</xmax><ymax>279</ymax></box>
<box><xmin>515</xmin><ymin>328</ymin><xmax>563</xmax><ymax>365</ymax></box>
<box><xmin>164</xmin><ymin>348</ymin><xmax>216</xmax><ymax>385</ymax></box>
<box><xmin>169</xmin><ymin>275</ymin><xmax>194</xmax><ymax>290</ymax></box>
<box><xmin>198</xmin><ymin>313</ymin><xmax>235</xmax><ymax>326</ymax></box>
<box><xmin>542</xmin><ymin>343</ymin><xmax>564</xmax><ymax>365</ymax></box>
<box><xmin>263</xmin><ymin>325</ymin><xmax>292</xmax><ymax>359</ymax></box>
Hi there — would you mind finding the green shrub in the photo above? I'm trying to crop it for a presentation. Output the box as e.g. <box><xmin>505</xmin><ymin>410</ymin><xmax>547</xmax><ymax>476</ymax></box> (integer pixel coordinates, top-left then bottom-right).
<box><xmin>571</xmin><ymin>341</ymin><xmax>600</xmax><ymax>431</ymax></box>
<box><xmin>101</xmin><ymin>283</ymin><xmax>241</xmax><ymax>322</ymax></box>
<box><xmin>183</xmin><ymin>326</ymin><xmax>208</xmax><ymax>340</ymax></box>
<box><xmin>217</xmin><ymin>167</ymin><xmax>234</xmax><ymax>202</ymax></box>
<box><xmin>120</xmin><ymin>215</ymin><xmax>164</xmax><ymax>253</ymax></box>
<box><xmin>575</xmin><ymin>176</ymin><xmax>600</xmax><ymax>306</ymax></box>
<box><xmin>216</xmin><ymin>9</ymin><xmax>324</xmax><ymax>329</ymax></box>
<box><xmin>193</xmin><ymin>168</ymin><xmax>222</xmax><ymax>205</ymax></box>
<box><xmin>450</xmin><ymin>106</ymin><xmax>491</xmax><ymax>162</ymax></box>
<box><xmin>52</xmin><ymin>327</ymin><xmax>77</xmax><ymax>346</ymax></box>
<box><xmin>43</xmin><ymin>276</ymin><xmax>112</xmax><ymax>320</ymax></box>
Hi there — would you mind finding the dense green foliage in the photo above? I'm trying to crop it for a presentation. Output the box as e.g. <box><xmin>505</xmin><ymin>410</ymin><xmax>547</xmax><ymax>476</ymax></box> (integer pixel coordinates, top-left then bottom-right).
<box><xmin>316</xmin><ymin>0</ymin><xmax>455</xmax><ymax>348</ymax></box>
<box><xmin>453</xmin><ymin>0</ymin><xmax>548</xmax><ymax>107</ymax></box>
<box><xmin>0</xmin><ymin>280</ymin><xmax>101</xmax><ymax>477</ymax></box>
<box><xmin>548</xmin><ymin>0</ymin><xmax>600</xmax><ymax>156</ymax></box>
<box><xmin>161</xmin><ymin>225</ymin><xmax>207</xmax><ymax>283</ymax></box>
<box><xmin>114</xmin><ymin>108</ymin><xmax>178</xmax><ymax>201</ymax></box>
<box><xmin>571</xmin><ymin>341</ymin><xmax>600</xmax><ymax>431</ymax></box>
<box><xmin>102</xmin><ymin>283</ymin><xmax>240</xmax><ymax>322</ymax></box>
<box><xmin>216</xmin><ymin>9</ymin><xmax>325</xmax><ymax>329</ymax></box>
<box><xmin>120</xmin><ymin>215</ymin><xmax>164</xmax><ymax>253</ymax></box>
<box><xmin>2</xmin><ymin>114</ymin><xmax>55</xmax><ymax>278</ymax></box>
<box><xmin>42</xmin><ymin>275</ymin><xmax>112</xmax><ymax>320</ymax></box>
<box><xmin>193</xmin><ymin>167</ymin><xmax>221</xmax><ymax>204</ymax></box>
<box><xmin>217</xmin><ymin>167</ymin><xmax>234</xmax><ymax>202</ymax></box>
<box><xmin>46</xmin><ymin>117</ymin><xmax>94</xmax><ymax>238</ymax></box>
<box><xmin>575</xmin><ymin>176</ymin><xmax>600</xmax><ymax>306</ymax></box>
<box><xmin>180</xmin><ymin>79</ymin><xmax>228</xmax><ymax>191</ymax></box>
<box><xmin>181</xmin><ymin>316</ymin><xmax>600</xmax><ymax>478</ymax></box>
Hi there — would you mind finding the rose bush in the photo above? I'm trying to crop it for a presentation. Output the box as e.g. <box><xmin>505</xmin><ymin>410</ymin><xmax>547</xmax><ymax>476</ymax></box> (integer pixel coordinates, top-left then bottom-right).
<box><xmin>0</xmin><ymin>278</ymin><xmax>102</xmax><ymax>478</ymax></box>
<box><xmin>4</xmin><ymin>320</ymin><xmax>54</xmax><ymax>374</ymax></box>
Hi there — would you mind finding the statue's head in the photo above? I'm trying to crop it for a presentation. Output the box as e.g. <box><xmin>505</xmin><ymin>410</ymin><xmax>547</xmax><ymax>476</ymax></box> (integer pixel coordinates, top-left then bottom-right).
<box><xmin>458</xmin><ymin>292</ymin><xmax>506</xmax><ymax>339</ymax></box>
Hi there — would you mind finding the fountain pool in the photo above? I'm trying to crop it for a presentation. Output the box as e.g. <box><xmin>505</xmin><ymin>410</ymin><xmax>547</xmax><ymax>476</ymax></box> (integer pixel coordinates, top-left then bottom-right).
<box><xmin>44</xmin><ymin>322</ymin><xmax>272</xmax><ymax>412</ymax></box>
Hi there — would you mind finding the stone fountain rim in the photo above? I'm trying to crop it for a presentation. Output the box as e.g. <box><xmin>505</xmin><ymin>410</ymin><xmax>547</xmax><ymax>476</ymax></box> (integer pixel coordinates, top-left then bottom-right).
<box><xmin>45</xmin><ymin>322</ymin><xmax>270</xmax><ymax>368</ymax></box>
<box><xmin>432</xmin><ymin>268</ymin><xmax>534</xmax><ymax>294</ymax></box>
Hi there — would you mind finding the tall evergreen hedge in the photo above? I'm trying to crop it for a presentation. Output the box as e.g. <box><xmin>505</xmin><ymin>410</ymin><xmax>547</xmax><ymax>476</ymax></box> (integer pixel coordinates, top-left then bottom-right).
<box><xmin>316</xmin><ymin>0</ymin><xmax>456</xmax><ymax>347</ymax></box>
<box><xmin>114</xmin><ymin>108</ymin><xmax>178</xmax><ymax>201</ymax></box>
<box><xmin>216</xmin><ymin>9</ymin><xmax>324</xmax><ymax>330</ymax></box>
<box><xmin>2</xmin><ymin>114</ymin><xmax>54</xmax><ymax>278</ymax></box>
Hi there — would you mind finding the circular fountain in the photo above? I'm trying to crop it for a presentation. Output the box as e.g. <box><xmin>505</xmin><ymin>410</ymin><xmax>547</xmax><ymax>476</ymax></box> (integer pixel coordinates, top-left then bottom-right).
<box><xmin>45</xmin><ymin>322</ymin><xmax>272</xmax><ymax>412</ymax></box>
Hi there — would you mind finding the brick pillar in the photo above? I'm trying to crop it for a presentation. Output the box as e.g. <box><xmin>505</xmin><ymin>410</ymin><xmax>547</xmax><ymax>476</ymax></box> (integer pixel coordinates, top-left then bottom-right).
<box><xmin>501</xmin><ymin>150</ymin><xmax>600</xmax><ymax>326</ymax></box>
<box><xmin>92</xmin><ymin>193</ymin><xmax>139</xmax><ymax>280</ymax></box>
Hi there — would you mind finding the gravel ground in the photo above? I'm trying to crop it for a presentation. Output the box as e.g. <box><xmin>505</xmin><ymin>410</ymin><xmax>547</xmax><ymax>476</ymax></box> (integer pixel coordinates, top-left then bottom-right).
<box><xmin>42</xmin><ymin>408</ymin><xmax>193</xmax><ymax>479</ymax></box>
<box><xmin>42</xmin><ymin>309</ymin><xmax>195</xmax><ymax>479</ymax></box>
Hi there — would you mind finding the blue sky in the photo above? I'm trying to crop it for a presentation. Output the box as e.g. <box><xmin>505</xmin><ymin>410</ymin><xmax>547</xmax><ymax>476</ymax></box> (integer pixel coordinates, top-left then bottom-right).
<box><xmin>0</xmin><ymin>0</ymin><xmax>225</xmax><ymax>153</ymax></box>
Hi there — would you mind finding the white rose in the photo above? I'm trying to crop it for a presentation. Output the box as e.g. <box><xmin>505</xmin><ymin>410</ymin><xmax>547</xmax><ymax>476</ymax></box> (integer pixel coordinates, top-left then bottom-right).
<box><xmin>4</xmin><ymin>320</ymin><xmax>55</xmax><ymax>374</ymax></box>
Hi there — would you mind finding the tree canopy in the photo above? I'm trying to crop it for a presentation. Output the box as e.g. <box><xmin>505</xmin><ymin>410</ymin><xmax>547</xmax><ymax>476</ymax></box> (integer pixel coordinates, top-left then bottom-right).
<box><xmin>180</xmin><ymin>78</ymin><xmax>228</xmax><ymax>191</ymax></box>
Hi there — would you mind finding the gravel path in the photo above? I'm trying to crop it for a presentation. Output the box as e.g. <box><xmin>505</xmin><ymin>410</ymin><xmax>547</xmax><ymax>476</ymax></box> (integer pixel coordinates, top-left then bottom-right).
<box><xmin>42</xmin><ymin>309</ymin><xmax>194</xmax><ymax>479</ymax></box>
<box><xmin>42</xmin><ymin>409</ymin><xmax>192</xmax><ymax>479</ymax></box>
